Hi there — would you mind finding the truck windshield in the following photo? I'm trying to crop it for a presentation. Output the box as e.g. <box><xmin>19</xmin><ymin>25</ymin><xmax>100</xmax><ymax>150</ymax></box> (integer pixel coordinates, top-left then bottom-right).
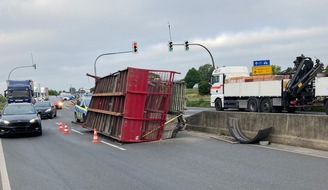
<box><xmin>211</xmin><ymin>75</ymin><xmax>220</xmax><ymax>84</ymax></box>
<box><xmin>7</xmin><ymin>90</ymin><xmax>30</xmax><ymax>98</ymax></box>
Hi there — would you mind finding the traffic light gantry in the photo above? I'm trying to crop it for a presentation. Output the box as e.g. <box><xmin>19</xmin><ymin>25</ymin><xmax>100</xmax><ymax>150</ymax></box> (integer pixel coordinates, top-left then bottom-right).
<box><xmin>133</xmin><ymin>41</ymin><xmax>138</xmax><ymax>53</ymax></box>
<box><xmin>168</xmin><ymin>41</ymin><xmax>173</xmax><ymax>52</ymax></box>
<box><xmin>184</xmin><ymin>41</ymin><xmax>189</xmax><ymax>51</ymax></box>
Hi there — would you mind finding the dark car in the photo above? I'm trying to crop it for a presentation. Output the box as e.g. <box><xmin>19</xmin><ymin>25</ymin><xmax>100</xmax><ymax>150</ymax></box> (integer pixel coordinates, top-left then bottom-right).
<box><xmin>0</xmin><ymin>103</ymin><xmax>42</xmax><ymax>137</ymax></box>
<box><xmin>48</xmin><ymin>96</ymin><xmax>64</xmax><ymax>109</ymax></box>
<box><xmin>34</xmin><ymin>101</ymin><xmax>57</xmax><ymax>119</ymax></box>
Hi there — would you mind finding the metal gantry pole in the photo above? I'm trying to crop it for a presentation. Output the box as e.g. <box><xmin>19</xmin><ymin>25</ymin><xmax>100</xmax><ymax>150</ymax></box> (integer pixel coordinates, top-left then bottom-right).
<box><xmin>172</xmin><ymin>43</ymin><xmax>215</xmax><ymax>69</ymax></box>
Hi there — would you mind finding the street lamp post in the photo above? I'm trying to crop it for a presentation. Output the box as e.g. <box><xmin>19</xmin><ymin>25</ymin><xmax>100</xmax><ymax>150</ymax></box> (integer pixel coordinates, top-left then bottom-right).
<box><xmin>7</xmin><ymin>64</ymin><xmax>37</xmax><ymax>82</ymax></box>
<box><xmin>94</xmin><ymin>51</ymin><xmax>132</xmax><ymax>76</ymax></box>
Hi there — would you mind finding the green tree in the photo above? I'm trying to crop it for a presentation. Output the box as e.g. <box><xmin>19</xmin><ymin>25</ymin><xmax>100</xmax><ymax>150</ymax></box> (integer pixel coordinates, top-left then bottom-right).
<box><xmin>69</xmin><ymin>87</ymin><xmax>77</xmax><ymax>93</ymax></box>
<box><xmin>198</xmin><ymin>64</ymin><xmax>214</xmax><ymax>82</ymax></box>
<box><xmin>184</xmin><ymin>68</ymin><xmax>201</xmax><ymax>88</ymax></box>
<box><xmin>325</xmin><ymin>65</ymin><xmax>328</xmax><ymax>73</ymax></box>
<box><xmin>0</xmin><ymin>94</ymin><xmax>6</xmax><ymax>103</ymax></box>
<box><xmin>90</xmin><ymin>87</ymin><xmax>95</xmax><ymax>93</ymax></box>
<box><xmin>272</xmin><ymin>65</ymin><xmax>282</xmax><ymax>75</ymax></box>
<box><xmin>198</xmin><ymin>81</ymin><xmax>211</xmax><ymax>95</ymax></box>
<box><xmin>0</xmin><ymin>94</ymin><xmax>7</xmax><ymax>109</ymax></box>
<box><xmin>48</xmin><ymin>89</ymin><xmax>59</xmax><ymax>96</ymax></box>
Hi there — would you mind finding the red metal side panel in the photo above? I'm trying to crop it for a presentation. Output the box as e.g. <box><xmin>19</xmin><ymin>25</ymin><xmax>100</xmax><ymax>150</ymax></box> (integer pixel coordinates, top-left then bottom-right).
<box><xmin>124</xmin><ymin>68</ymin><xmax>148</xmax><ymax>118</ymax></box>
<box><xmin>120</xmin><ymin>119</ymin><xmax>143</xmax><ymax>142</ymax></box>
<box><xmin>84</xmin><ymin>67</ymin><xmax>178</xmax><ymax>143</ymax></box>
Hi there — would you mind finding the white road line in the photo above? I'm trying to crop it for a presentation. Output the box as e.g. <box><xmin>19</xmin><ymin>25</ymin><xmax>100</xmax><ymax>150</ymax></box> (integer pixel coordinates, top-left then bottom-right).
<box><xmin>71</xmin><ymin>129</ymin><xmax>84</xmax><ymax>134</ymax></box>
<box><xmin>253</xmin><ymin>145</ymin><xmax>328</xmax><ymax>159</ymax></box>
<box><xmin>0</xmin><ymin>139</ymin><xmax>11</xmax><ymax>190</ymax></box>
<box><xmin>101</xmin><ymin>141</ymin><xmax>126</xmax><ymax>151</ymax></box>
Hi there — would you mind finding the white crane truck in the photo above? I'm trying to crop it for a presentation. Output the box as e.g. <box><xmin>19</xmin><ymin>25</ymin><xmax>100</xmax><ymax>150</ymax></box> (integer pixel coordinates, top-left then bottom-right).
<box><xmin>210</xmin><ymin>55</ymin><xmax>328</xmax><ymax>114</ymax></box>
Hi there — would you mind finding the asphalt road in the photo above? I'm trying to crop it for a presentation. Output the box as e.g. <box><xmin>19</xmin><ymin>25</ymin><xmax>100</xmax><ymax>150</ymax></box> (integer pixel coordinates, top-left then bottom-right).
<box><xmin>1</xmin><ymin>103</ymin><xmax>328</xmax><ymax>190</ymax></box>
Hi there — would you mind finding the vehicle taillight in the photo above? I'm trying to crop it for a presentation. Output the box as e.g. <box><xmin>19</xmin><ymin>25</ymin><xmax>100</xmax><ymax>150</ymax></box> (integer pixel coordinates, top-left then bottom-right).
<box><xmin>290</xmin><ymin>100</ymin><xmax>297</xmax><ymax>105</ymax></box>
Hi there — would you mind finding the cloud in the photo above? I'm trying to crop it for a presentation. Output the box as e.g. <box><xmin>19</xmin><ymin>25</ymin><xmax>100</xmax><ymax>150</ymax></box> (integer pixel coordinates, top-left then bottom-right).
<box><xmin>1</xmin><ymin>1</ymin><xmax>328</xmax><ymax>94</ymax></box>
<box><xmin>194</xmin><ymin>26</ymin><xmax>328</xmax><ymax>49</ymax></box>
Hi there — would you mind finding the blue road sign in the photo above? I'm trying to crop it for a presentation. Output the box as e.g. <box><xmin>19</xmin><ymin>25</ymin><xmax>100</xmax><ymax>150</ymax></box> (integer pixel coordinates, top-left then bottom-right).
<box><xmin>253</xmin><ymin>60</ymin><xmax>270</xmax><ymax>66</ymax></box>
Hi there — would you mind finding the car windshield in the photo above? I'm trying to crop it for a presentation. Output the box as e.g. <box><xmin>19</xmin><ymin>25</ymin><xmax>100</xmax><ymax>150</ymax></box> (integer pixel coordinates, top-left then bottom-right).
<box><xmin>34</xmin><ymin>101</ymin><xmax>51</xmax><ymax>107</ymax></box>
<box><xmin>84</xmin><ymin>99</ymin><xmax>91</xmax><ymax>107</ymax></box>
<box><xmin>3</xmin><ymin>104</ymin><xmax>36</xmax><ymax>115</ymax></box>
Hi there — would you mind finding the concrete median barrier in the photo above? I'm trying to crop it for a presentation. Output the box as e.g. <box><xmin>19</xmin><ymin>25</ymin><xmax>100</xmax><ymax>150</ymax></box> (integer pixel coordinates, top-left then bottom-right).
<box><xmin>185</xmin><ymin>111</ymin><xmax>328</xmax><ymax>151</ymax></box>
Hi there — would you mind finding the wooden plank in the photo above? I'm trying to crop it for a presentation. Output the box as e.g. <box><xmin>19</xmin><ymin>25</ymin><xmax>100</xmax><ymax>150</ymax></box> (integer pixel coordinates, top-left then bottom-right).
<box><xmin>88</xmin><ymin>108</ymin><xmax>123</xmax><ymax>116</ymax></box>
<box><xmin>92</xmin><ymin>92</ymin><xmax>124</xmax><ymax>97</ymax></box>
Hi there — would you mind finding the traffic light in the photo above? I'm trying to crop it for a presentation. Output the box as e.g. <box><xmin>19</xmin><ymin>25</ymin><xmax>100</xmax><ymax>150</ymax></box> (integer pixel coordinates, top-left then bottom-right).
<box><xmin>184</xmin><ymin>41</ymin><xmax>189</xmax><ymax>51</ymax></box>
<box><xmin>132</xmin><ymin>41</ymin><xmax>138</xmax><ymax>53</ymax></box>
<box><xmin>168</xmin><ymin>41</ymin><xmax>173</xmax><ymax>52</ymax></box>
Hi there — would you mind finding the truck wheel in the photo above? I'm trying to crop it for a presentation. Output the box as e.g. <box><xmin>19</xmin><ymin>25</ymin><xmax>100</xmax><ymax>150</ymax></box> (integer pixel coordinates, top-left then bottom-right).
<box><xmin>215</xmin><ymin>98</ymin><xmax>223</xmax><ymax>111</ymax></box>
<box><xmin>260</xmin><ymin>98</ymin><xmax>272</xmax><ymax>113</ymax></box>
<box><xmin>287</xmin><ymin>107</ymin><xmax>296</xmax><ymax>113</ymax></box>
<box><xmin>272</xmin><ymin>106</ymin><xmax>282</xmax><ymax>113</ymax></box>
<box><xmin>248</xmin><ymin>98</ymin><xmax>258</xmax><ymax>112</ymax></box>
<box><xmin>325</xmin><ymin>101</ymin><xmax>328</xmax><ymax>115</ymax></box>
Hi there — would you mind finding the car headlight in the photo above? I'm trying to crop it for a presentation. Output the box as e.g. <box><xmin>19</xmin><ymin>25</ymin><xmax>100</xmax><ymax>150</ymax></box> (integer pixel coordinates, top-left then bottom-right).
<box><xmin>45</xmin><ymin>108</ymin><xmax>51</xmax><ymax>112</ymax></box>
<box><xmin>30</xmin><ymin>118</ymin><xmax>38</xmax><ymax>123</ymax></box>
<box><xmin>2</xmin><ymin>120</ymin><xmax>10</xmax><ymax>125</ymax></box>
<box><xmin>58</xmin><ymin>102</ymin><xmax>63</xmax><ymax>106</ymax></box>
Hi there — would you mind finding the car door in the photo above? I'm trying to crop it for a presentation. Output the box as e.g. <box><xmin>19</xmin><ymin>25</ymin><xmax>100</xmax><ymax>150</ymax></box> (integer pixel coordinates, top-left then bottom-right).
<box><xmin>76</xmin><ymin>99</ymin><xmax>83</xmax><ymax>120</ymax></box>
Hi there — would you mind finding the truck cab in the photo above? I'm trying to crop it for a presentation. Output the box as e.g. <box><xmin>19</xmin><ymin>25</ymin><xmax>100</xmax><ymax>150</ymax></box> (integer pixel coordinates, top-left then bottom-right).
<box><xmin>210</xmin><ymin>66</ymin><xmax>249</xmax><ymax>109</ymax></box>
<box><xmin>5</xmin><ymin>80</ymin><xmax>34</xmax><ymax>104</ymax></box>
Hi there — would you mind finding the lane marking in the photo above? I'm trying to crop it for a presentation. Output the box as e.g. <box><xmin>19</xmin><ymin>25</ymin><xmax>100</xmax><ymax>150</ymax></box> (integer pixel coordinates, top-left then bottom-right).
<box><xmin>0</xmin><ymin>139</ymin><xmax>11</xmax><ymax>190</ymax></box>
<box><xmin>253</xmin><ymin>144</ymin><xmax>328</xmax><ymax>159</ymax></box>
<box><xmin>71</xmin><ymin>129</ymin><xmax>84</xmax><ymax>134</ymax></box>
<box><xmin>101</xmin><ymin>141</ymin><xmax>126</xmax><ymax>151</ymax></box>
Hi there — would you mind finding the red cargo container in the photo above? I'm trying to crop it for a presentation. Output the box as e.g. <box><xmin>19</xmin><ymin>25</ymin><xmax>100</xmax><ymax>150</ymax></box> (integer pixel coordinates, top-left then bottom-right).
<box><xmin>84</xmin><ymin>67</ymin><xmax>179</xmax><ymax>142</ymax></box>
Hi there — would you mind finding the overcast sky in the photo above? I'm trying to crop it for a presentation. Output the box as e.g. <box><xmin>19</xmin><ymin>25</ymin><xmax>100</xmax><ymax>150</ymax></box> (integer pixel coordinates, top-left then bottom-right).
<box><xmin>1</xmin><ymin>0</ymin><xmax>328</xmax><ymax>93</ymax></box>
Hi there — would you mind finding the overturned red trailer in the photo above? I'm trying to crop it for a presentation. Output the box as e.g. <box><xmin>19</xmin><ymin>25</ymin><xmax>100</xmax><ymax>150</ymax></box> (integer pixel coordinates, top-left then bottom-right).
<box><xmin>84</xmin><ymin>67</ymin><xmax>180</xmax><ymax>142</ymax></box>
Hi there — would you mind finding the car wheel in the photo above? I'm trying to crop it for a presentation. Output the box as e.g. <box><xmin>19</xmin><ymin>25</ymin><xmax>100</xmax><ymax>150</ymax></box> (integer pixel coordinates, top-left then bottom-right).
<box><xmin>54</xmin><ymin>111</ymin><xmax>57</xmax><ymax>118</ymax></box>
<box><xmin>36</xmin><ymin>126</ymin><xmax>42</xmax><ymax>136</ymax></box>
<box><xmin>82</xmin><ymin>114</ymin><xmax>87</xmax><ymax>123</ymax></box>
<box><xmin>75</xmin><ymin>112</ymin><xmax>80</xmax><ymax>123</ymax></box>
<box><xmin>49</xmin><ymin>113</ymin><xmax>53</xmax><ymax>119</ymax></box>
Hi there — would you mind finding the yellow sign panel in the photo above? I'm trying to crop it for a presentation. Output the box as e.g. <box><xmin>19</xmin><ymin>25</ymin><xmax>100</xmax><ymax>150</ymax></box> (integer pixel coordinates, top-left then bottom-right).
<box><xmin>252</xmin><ymin>65</ymin><xmax>273</xmax><ymax>75</ymax></box>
